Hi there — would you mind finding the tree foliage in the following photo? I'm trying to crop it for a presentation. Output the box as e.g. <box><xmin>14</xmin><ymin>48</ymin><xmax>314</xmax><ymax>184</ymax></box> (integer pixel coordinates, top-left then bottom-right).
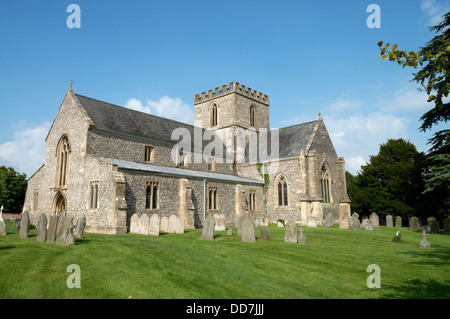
<box><xmin>0</xmin><ymin>166</ymin><xmax>27</xmax><ymax>214</ymax></box>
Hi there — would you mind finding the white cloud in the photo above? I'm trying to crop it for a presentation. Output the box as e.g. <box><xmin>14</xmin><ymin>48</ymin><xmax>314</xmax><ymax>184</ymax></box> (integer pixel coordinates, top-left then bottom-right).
<box><xmin>421</xmin><ymin>0</ymin><xmax>450</xmax><ymax>25</ymax></box>
<box><xmin>0</xmin><ymin>122</ymin><xmax>51</xmax><ymax>177</ymax></box>
<box><xmin>125</xmin><ymin>96</ymin><xmax>194</xmax><ymax>124</ymax></box>
<box><xmin>326</xmin><ymin>99</ymin><xmax>363</xmax><ymax>113</ymax></box>
<box><xmin>381</xmin><ymin>87</ymin><xmax>430</xmax><ymax>112</ymax></box>
<box><xmin>345</xmin><ymin>156</ymin><xmax>367</xmax><ymax>175</ymax></box>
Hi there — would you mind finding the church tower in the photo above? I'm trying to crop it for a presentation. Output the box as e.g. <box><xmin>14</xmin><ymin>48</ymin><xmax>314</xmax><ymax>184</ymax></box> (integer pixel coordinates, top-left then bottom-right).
<box><xmin>194</xmin><ymin>81</ymin><xmax>270</xmax><ymax>166</ymax></box>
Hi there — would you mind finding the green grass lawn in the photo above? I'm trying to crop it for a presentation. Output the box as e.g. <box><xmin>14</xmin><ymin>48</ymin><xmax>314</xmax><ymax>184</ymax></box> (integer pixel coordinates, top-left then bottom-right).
<box><xmin>0</xmin><ymin>221</ymin><xmax>449</xmax><ymax>299</ymax></box>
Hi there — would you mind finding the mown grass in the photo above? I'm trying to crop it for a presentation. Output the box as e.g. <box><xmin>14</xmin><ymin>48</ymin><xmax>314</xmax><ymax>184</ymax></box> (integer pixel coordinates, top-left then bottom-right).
<box><xmin>0</xmin><ymin>221</ymin><xmax>449</xmax><ymax>299</ymax></box>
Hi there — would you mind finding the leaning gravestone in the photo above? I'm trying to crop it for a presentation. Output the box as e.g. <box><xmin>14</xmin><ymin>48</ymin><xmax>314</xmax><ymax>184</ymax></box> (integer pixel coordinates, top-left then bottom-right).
<box><xmin>369</xmin><ymin>213</ymin><xmax>379</xmax><ymax>230</ymax></box>
<box><xmin>260</xmin><ymin>227</ymin><xmax>268</xmax><ymax>239</ymax></box>
<box><xmin>386</xmin><ymin>215</ymin><xmax>393</xmax><ymax>228</ymax></box>
<box><xmin>19</xmin><ymin>211</ymin><xmax>30</xmax><ymax>239</ymax></box>
<box><xmin>56</xmin><ymin>216</ymin><xmax>75</xmax><ymax>245</ymax></box>
<box><xmin>47</xmin><ymin>215</ymin><xmax>59</xmax><ymax>242</ymax></box>
<box><xmin>214</xmin><ymin>214</ymin><xmax>226</xmax><ymax>231</ymax></box>
<box><xmin>0</xmin><ymin>221</ymin><xmax>6</xmax><ymax>236</ymax></box>
<box><xmin>419</xmin><ymin>230</ymin><xmax>431</xmax><ymax>248</ymax></box>
<box><xmin>241</xmin><ymin>215</ymin><xmax>255</xmax><ymax>243</ymax></box>
<box><xmin>74</xmin><ymin>214</ymin><xmax>86</xmax><ymax>239</ymax></box>
<box><xmin>149</xmin><ymin>214</ymin><xmax>160</xmax><ymax>236</ymax></box>
<box><xmin>409</xmin><ymin>217</ymin><xmax>420</xmax><ymax>231</ymax></box>
<box><xmin>201</xmin><ymin>213</ymin><xmax>215</xmax><ymax>240</ymax></box>
<box><xmin>36</xmin><ymin>213</ymin><xmax>48</xmax><ymax>242</ymax></box>
<box><xmin>427</xmin><ymin>217</ymin><xmax>439</xmax><ymax>234</ymax></box>
<box><xmin>284</xmin><ymin>220</ymin><xmax>298</xmax><ymax>244</ymax></box>
<box><xmin>160</xmin><ymin>216</ymin><xmax>169</xmax><ymax>233</ymax></box>
<box><xmin>395</xmin><ymin>216</ymin><xmax>402</xmax><ymax>228</ymax></box>
<box><xmin>298</xmin><ymin>227</ymin><xmax>306</xmax><ymax>244</ymax></box>
<box><xmin>325</xmin><ymin>212</ymin><xmax>334</xmax><ymax>228</ymax></box>
<box><xmin>444</xmin><ymin>217</ymin><xmax>450</xmax><ymax>235</ymax></box>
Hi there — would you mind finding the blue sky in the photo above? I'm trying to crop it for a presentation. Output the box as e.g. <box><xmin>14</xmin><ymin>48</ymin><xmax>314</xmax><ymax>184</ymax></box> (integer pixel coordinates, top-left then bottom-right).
<box><xmin>0</xmin><ymin>0</ymin><xmax>449</xmax><ymax>177</ymax></box>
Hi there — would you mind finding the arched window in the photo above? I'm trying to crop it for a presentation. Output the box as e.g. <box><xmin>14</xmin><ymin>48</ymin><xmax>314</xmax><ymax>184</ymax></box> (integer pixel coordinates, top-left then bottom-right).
<box><xmin>55</xmin><ymin>136</ymin><xmax>70</xmax><ymax>188</ymax></box>
<box><xmin>250</xmin><ymin>105</ymin><xmax>255</xmax><ymax>128</ymax></box>
<box><xmin>276</xmin><ymin>175</ymin><xmax>288</xmax><ymax>207</ymax></box>
<box><xmin>321</xmin><ymin>164</ymin><xmax>331</xmax><ymax>205</ymax></box>
<box><xmin>210</xmin><ymin>103</ymin><xmax>218</xmax><ymax>127</ymax></box>
<box><xmin>146</xmin><ymin>181</ymin><xmax>159</xmax><ymax>210</ymax></box>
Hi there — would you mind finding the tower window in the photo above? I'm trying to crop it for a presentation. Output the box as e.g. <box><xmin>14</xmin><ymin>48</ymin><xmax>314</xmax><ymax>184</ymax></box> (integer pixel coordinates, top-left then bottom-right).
<box><xmin>210</xmin><ymin>103</ymin><xmax>218</xmax><ymax>127</ymax></box>
<box><xmin>144</xmin><ymin>146</ymin><xmax>155</xmax><ymax>162</ymax></box>
<box><xmin>250</xmin><ymin>105</ymin><xmax>256</xmax><ymax>128</ymax></box>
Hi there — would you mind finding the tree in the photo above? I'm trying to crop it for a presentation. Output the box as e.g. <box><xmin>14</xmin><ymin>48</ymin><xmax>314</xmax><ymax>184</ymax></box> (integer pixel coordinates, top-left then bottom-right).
<box><xmin>349</xmin><ymin>139</ymin><xmax>424</xmax><ymax>219</ymax></box>
<box><xmin>0</xmin><ymin>166</ymin><xmax>27</xmax><ymax>214</ymax></box>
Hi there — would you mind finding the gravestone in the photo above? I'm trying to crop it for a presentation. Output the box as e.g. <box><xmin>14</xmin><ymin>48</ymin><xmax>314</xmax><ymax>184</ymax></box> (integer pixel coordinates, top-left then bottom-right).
<box><xmin>307</xmin><ymin>217</ymin><xmax>317</xmax><ymax>228</ymax></box>
<box><xmin>409</xmin><ymin>217</ymin><xmax>420</xmax><ymax>231</ymax></box>
<box><xmin>284</xmin><ymin>220</ymin><xmax>298</xmax><ymax>244</ymax></box>
<box><xmin>419</xmin><ymin>230</ymin><xmax>431</xmax><ymax>248</ymax></box>
<box><xmin>361</xmin><ymin>218</ymin><xmax>369</xmax><ymax>229</ymax></box>
<box><xmin>298</xmin><ymin>227</ymin><xmax>306</xmax><ymax>244</ymax></box>
<box><xmin>423</xmin><ymin>225</ymin><xmax>431</xmax><ymax>233</ymax></box>
<box><xmin>201</xmin><ymin>213</ymin><xmax>215</xmax><ymax>240</ymax></box>
<box><xmin>260</xmin><ymin>216</ymin><xmax>269</xmax><ymax>227</ymax></box>
<box><xmin>56</xmin><ymin>216</ymin><xmax>75</xmax><ymax>245</ymax></box>
<box><xmin>47</xmin><ymin>215</ymin><xmax>59</xmax><ymax>242</ymax></box>
<box><xmin>339</xmin><ymin>217</ymin><xmax>349</xmax><ymax>229</ymax></box>
<box><xmin>369</xmin><ymin>213</ymin><xmax>379</xmax><ymax>230</ymax></box>
<box><xmin>0</xmin><ymin>221</ymin><xmax>6</xmax><ymax>236</ymax></box>
<box><xmin>444</xmin><ymin>217</ymin><xmax>450</xmax><ymax>235</ymax></box>
<box><xmin>236</xmin><ymin>215</ymin><xmax>244</xmax><ymax>236</ymax></box>
<box><xmin>365</xmin><ymin>224</ymin><xmax>374</xmax><ymax>231</ymax></box>
<box><xmin>168</xmin><ymin>215</ymin><xmax>177</xmax><ymax>234</ymax></box>
<box><xmin>427</xmin><ymin>217</ymin><xmax>439</xmax><ymax>234</ymax></box>
<box><xmin>395</xmin><ymin>216</ymin><xmax>402</xmax><ymax>228</ymax></box>
<box><xmin>325</xmin><ymin>213</ymin><xmax>334</xmax><ymax>228</ymax></box>
<box><xmin>19</xmin><ymin>211</ymin><xmax>30</xmax><ymax>239</ymax></box>
<box><xmin>260</xmin><ymin>227</ymin><xmax>268</xmax><ymax>239</ymax></box>
<box><xmin>214</xmin><ymin>214</ymin><xmax>226</xmax><ymax>231</ymax></box>
<box><xmin>175</xmin><ymin>217</ymin><xmax>185</xmax><ymax>234</ymax></box>
<box><xmin>36</xmin><ymin>213</ymin><xmax>47</xmax><ymax>242</ymax></box>
<box><xmin>277</xmin><ymin>221</ymin><xmax>284</xmax><ymax>227</ymax></box>
<box><xmin>160</xmin><ymin>216</ymin><xmax>169</xmax><ymax>233</ymax></box>
<box><xmin>74</xmin><ymin>214</ymin><xmax>86</xmax><ymax>239</ymax></box>
<box><xmin>227</xmin><ymin>228</ymin><xmax>233</xmax><ymax>236</ymax></box>
<box><xmin>0</xmin><ymin>205</ymin><xmax>3</xmax><ymax>223</ymax></box>
<box><xmin>386</xmin><ymin>215</ymin><xmax>393</xmax><ymax>227</ymax></box>
<box><xmin>241</xmin><ymin>215</ymin><xmax>256</xmax><ymax>242</ymax></box>
<box><xmin>149</xmin><ymin>214</ymin><xmax>160</xmax><ymax>236</ymax></box>
<box><xmin>130</xmin><ymin>214</ymin><xmax>139</xmax><ymax>234</ymax></box>
<box><xmin>351</xmin><ymin>215</ymin><xmax>361</xmax><ymax>229</ymax></box>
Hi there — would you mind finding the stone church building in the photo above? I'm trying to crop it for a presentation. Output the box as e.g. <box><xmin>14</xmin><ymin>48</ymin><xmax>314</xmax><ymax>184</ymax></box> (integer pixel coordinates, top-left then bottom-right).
<box><xmin>23</xmin><ymin>81</ymin><xmax>351</xmax><ymax>234</ymax></box>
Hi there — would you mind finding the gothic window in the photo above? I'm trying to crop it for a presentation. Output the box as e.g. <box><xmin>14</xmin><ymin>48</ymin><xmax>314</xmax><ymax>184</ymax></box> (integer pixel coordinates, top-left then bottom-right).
<box><xmin>210</xmin><ymin>103</ymin><xmax>218</xmax><ymax>127</ymax></box>
<box><xmin>249</xmin><ymin>190</ymin><xmax>256</xmax><ymax>211</ymax></box>
<box><xmin>32</xmin><ymin>189</ymin><xmax>39</xmax><ymax>212</ymax></box>
<box><xmin>250</xmin><ymin>105</ymin><xmax>256</xmax><ymax>128</ymax></box>
<box><xmin>55</xmin><ymin>135</ymin><xmax>70</xmax><ymax>188</ymax></box>
<box><xmin>144</xmin><ymin>145</ymin><xmax>155</xmax><ymax>163</ymax></box>
<box><xmin>208</xmin><ymin>186</ymin><xmax>218</xmax><ymax>211</ymax></box>
<box><xmin>321</xmin><ymin>164</ymin><xmax>331</xmax><ymax>206</ymax></box>
<box><xmin>89</xmin><ymin>181</ymin><xmax>99</xmax><ymax>210</ymax></box>
<box><xmin>276</xmin><ymin>175</ymin><xmax>288</xmax><ymax>207</ymax></box>
<box><xmin>145</xmin><ymin>181</ymin><xmax>159</xmax><ymax>210</ymax></box>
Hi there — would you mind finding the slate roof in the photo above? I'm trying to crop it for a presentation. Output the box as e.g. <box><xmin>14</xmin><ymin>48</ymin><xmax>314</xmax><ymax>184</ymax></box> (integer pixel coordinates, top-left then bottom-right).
<box><xmin>103</xmin><ymin>158</ymin><xmax>264</xmax><ymax>185</ymax></box>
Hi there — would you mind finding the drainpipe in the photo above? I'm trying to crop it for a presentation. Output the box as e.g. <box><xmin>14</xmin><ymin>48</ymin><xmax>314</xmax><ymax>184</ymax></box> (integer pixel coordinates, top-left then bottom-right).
<box><xmin>203</xmin><ymin>179</ymin><xmax>207</xmax><ymax>221</ymax></box>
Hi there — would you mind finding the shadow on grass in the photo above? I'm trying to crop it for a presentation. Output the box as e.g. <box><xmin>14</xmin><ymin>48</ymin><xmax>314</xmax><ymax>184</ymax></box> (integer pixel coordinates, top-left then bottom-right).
<box><xmin>399</xmin><ymin>247</ymin><xmax>450</xmax><ymax>267</ymax></box>
<box><xmin>381</xmin><ymin>278</ymin><xmax>450</xmax><ymax>299</ymax></box>
<box><xmin>0</xmin><ymin>245</ymin><xmax>15</xmax><ymax>250</ymax></box>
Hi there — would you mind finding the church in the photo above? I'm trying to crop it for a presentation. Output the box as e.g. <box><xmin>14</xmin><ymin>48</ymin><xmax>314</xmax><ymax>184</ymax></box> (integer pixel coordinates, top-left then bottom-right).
<box><xmin>23</xmin><ymin>81</ymin><xmax>351</xmax><ymax>234</ymax></box>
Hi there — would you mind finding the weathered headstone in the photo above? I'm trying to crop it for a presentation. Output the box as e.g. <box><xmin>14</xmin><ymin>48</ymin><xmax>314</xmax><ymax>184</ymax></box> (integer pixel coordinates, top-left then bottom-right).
<box><xmin>427</xmin><ymin>217</ymin><xmax>439</xmax><ymax>234</ymax></box>
<box><xmin>298</xmin><ymin>227</ymin><xmax>306</xmax><ymax>244</ymax></box>
<box><xmin>149</xmin><ymin>214</ymin><xmax>160</xmax><ymax>236</ymax></box>
<box><xmin>339</xmin><ymin>217</ymin><xmax>349</xmax><ymax>229</ymax></box>
<box><xmin>214</xmin><ymin>213</ymin><xmax>226</xmax><ymax>231</ymax></box>
<box><xmin>201</xmin><ymin>213</ymin><xmax>215</xmax><ymax>240</ymax></box>
<box><xmin>325</xmin><ymin>212</ymin><xmax>334</xmax><ymax>228</ymax></box>
<box><xmin>369</xmin><ymin>213</ymin><xmax>379</xmax><ymax>230</ymax></box>
<box><xmin>175</xmin><ymin>216</ymin><xmax>185</xmax><ymax>234</ymax></box>
<box><xmin>361</xmin><ymin>218</ymin><xmax>370</xmax><ymax>229</ymax></box>
<box><xmin>260</xmin><ymin>227</ymin><xmax>268</xmax><ymax>239</ymax></box>
<box><xmin>419</xmin><ymin>230</ymin><xmax>431</xmax><ymax>248</ymax></box>
<box><xmin>226</xmin><ymin>228</ymin><xmax>233</xmax><ymax>236</ymax></box>
<box><xmin>139</xmin><ymin>214</ymin><xmax>150</xmax><ymax>235</ymax></box>
<box><xmin>74</xmin><ymin>214</ymin><xmax>86</xmax><ymax>239</ymax></box>
<box><xmin>56</xmin><ymin>216</ymin><xmax>75</xmax><ymax>245</ymax></box>
<box><xmin>365</xmin><ymin>224</ymin><xmax>374</xmax><ymax>231</ymax></box>
<box><xmin>19</xmin><ymin>211</ymin><xmax>30</xmax><ymax>239</ymax></box>
<box><xmin>351</xmin><ymin>215</ymin><xmax>361</xmax><ymax>229</ymax></box>
<box><xmin>36</xmin><ymin>213</ymin><xmax>48</xmax><ymax>242</ymax></box>
<box><xmin>236</xmin><ymin>215</ymin><xmax>244</xmax><ymax>236</ymax></box>
<box><xmin>284</xmin><ymin>220</ymin><xmax>298</xmax><ymax>244</ymax></box>
<box><xmin>409</xmin><ymin>217</ymin><xmax>420</xmax><ymax>231</ymax></box>
<box><xmin>386</xmin><ymin>215</ymin><xmax>393</xmax><ymax>228</ymax></box>
<box><xmin>241</xmin><ymin>215</ymin><xmax>256</xmax><ymax>242</ymax></box>
<box><xmin>395</xmin><ymin>216</ymin><xmax>402</xmax><ymax>228</ymax></box>
<box><xmin>130</xmin><ymin>214</ymin><xmax>139</xmax><ymax>234</ymax></box>
<box><xmin>0</xmin><ymin>221</ymin><xmax>6</xmax><ymax>236</ymax></box>
<box><xmin>307</xmin><ymin>216</ymin><xmax>317</xmax><ymax>228</ymax></box>
<box><xmin>160</xmin><ymin>216</ymin><xmax>169</xmax><ymax>233</ymax></box>
<box><xmin>444</xmin><ymin>217</ymin><xmax>450</xmax><ymax>235</ymax></box>
<box><xmin>47</xmin><ymin>215</ymin><xmax>59</xmax><ymax>242</ymax></box>
<box><xmin>168</xmin><ymin>215</ymin><xmax>177</xmax><ymax>234</ymax></box>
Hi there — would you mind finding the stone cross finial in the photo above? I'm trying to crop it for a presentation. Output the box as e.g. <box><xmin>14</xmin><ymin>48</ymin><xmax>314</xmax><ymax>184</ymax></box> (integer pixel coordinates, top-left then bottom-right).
<box><xmin>318</xmin><ymin>112</ymin><xmax>322</xmax><ymax>118</ymax></box>
<box><xmin>69</xmin><ymin>80</ymin><xmax>73</xmax><ymax>90</ymax></box>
